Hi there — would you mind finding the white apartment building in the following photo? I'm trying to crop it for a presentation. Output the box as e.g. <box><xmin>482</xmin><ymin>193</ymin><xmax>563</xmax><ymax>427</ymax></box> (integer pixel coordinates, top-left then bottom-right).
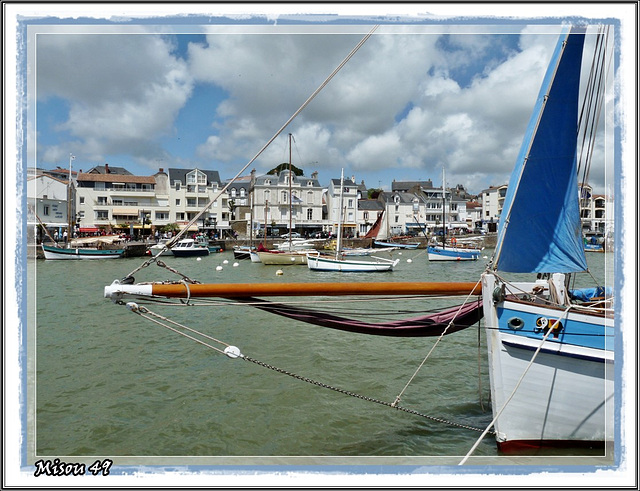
<box><xmin>326</xmin><ymin>175</ymin><xmax>359</xmax><ymax>237</ymax></box>
<box><xmin>480</xmin><ymin>184</ymin><xmax>507</xmax><ymax>232</ymax></box>
<box><xmin>163</xmin><ymin>168</ymin><xmax>231</xmax><ymax>235</ymax></box>
<box><xmin>76</xmin><ymin>165</ymin><xmax>158</xmax><ymax>236</ymax></box>
<box><xmin>74</xmin><ymin>165</ymin><xmax>231</xmax><ymax>237</ymax></box>
<box><xmin>251</xmin><ymin>170</ymin><xmax>324</xmax><ymax>237</ymax></box>
<box><xmin>580</xmin><ymin>183</ymin><xmax>614</xmax><ymax>235</ymax></box>
<box><xmin>27</xmin><ymin>173</ymin><xmax>70</xmax><ymax>241</ymax></box>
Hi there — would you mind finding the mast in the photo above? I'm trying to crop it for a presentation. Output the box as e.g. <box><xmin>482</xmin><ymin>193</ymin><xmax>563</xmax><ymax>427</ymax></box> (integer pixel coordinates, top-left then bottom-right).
<box><xmin>288</xmin><ymin>133</ymin><xmax>293</xmax><ymax>250</ymax></box>
<box><xmin>442</xmin><ymin>167</ymin><xmax>446</xmax><ymax>248</ymax></box>
<box><xmin>264</xmin><ymin>200</ymin><xmax>269</xmax><ymax>242</ymax></box>
<box><xmin>336</xmin><ymin>168</ymin><xmax>345</xmax><ymax>259</ymax></box>
<box><xmin>249</xmin><ymin>188</ymin><xmax>254</xmax><ymax>246</ymax></box>
<box><xmin>67</xmin><ymin>153</ymin><xmax>75</xmax><ymax>243</ymax></box>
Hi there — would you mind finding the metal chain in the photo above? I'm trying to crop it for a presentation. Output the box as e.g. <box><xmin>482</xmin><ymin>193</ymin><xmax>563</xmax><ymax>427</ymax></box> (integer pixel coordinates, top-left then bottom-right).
<box><xmin>155</xmin><ymin>260</ymin><xmax>201</xmax><ymax>284</ymax></box>
<box><xmin>242</xmin><ymin>355</ymin><xmax>493</xmax><ymax>435</ymax></box>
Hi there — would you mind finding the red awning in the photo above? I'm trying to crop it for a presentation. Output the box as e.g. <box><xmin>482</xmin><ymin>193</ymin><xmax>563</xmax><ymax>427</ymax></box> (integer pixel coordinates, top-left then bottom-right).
<box><xmin>79</xmin><ymin>227</ymin><xmax>100</xmax><ymax>233</ymax></box>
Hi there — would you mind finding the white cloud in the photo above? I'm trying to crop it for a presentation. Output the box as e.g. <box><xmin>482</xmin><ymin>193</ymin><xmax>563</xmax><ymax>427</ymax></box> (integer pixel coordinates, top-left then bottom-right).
<box><xmin>33</xmin><ymin>24</ymin><xmax>614</xmax><ymax>194</ymax></box>
<box><xmin>36</xmin><ymin>33</ymin><xmax>193</xmax><ymax>162</ymax></box>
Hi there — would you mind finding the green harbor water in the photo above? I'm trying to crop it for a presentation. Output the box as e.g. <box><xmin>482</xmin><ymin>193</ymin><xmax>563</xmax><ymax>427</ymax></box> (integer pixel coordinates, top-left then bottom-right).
<box><xmin>26</xmin><ymin>247</ymin><xmax>615</xmax><ymax>470</ymax></box>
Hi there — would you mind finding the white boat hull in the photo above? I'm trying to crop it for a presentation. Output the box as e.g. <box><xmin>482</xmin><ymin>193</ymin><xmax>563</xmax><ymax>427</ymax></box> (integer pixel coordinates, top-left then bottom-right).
<box><xmin>148</xmin><ymin>245</ymin><xmax>173</xmax><ymax>256</ymax></box>
<box><xmin>307</xmin><ymin>254</ymin><xmax>399</xmax><ymax>272</ymax></box>
<box><xmin>482</xmin><ymin>273</ymin><xmax>614</xmax><ymax>452</ymax></box>
<box><xmin>256</xmin><ymin>250</ymin><xmax>309</xmax><ymax>265</ymax></box>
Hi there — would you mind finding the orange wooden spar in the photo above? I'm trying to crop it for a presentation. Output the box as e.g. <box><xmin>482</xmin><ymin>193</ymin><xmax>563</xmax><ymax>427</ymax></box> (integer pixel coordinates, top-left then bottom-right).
<box><xmin>149</xmin><ymin>281</ymin><xmax>482</xmax><ymax>298</ymax></box>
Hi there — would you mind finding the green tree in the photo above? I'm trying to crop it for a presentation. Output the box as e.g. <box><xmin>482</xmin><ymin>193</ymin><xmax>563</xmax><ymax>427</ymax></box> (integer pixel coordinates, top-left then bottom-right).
<box><xmin>267</xmin><ymin>163</ymin><xmax>304</xmax><ymax>176</ymax></box>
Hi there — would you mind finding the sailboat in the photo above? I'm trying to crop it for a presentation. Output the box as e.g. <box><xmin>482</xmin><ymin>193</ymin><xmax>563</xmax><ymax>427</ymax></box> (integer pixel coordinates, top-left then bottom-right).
<box><xmin>427</xmin><ymin>168</ymin><xmax>481</xmax><ymax>261</ymax></box>
<box><xmin>41</xmin><ymin>154</ymin><xmax>124</xmax><ymax>260</ymax></box>
<box><xmin>256</xmin><ymin>134</ymin><xmax>316</xmax><ymax>265</ymax></box>
<box><xmin>478</xmin><ymin>25</ymin><xmax>614</xmax><ymax>452</ymax></box>
<box><xmin>307</xmin><ymin>169</ymin><xmax>399</xmax><ymax>272</ymax></box>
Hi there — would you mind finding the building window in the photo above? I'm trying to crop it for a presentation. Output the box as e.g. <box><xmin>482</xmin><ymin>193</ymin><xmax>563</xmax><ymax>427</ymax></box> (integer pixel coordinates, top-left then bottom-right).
<box><xmin>240</xmin><ymin>188</ymin><xmax>246</xmax><ymax>198</ymax></box>
<box><xmin>79</xmin><ymin>197</ymin><xmax>85</xmax><ymax>204</ymax></box>
<box><xmin>187</xmin><ymin>198</ymin><xmax>196</xmax><ymax>207</ymax></box>
<box><xmin>174</xmin><ymin>181</ymin><xmax>181</xmax><ymax>190</ymax></box>
<box><xmin>282</xmin><ymin>191</ymin><xmax>287</xmax><ymax>203</ymax></box>
<box><xmin>230</xmin><ymin>188</ymin><xmax>237</xmax><ymax>198</ymax></box>
<box><xmin>97</xmin><ymin>196</ymin><xmax>107</xmax><ymax>205</ymax></box>
<box><xmin>307</xmin><ymin>208</ymin><xmax>313</xmax><ymax>220</ymax></box>
<box><xmin>176</xmin><ymin>212</ymin><xmax>184</xmax><ymax>221</ymax></box>
<box><xmin>112</xmin><ymin>199</ymin><xmax>122</xmax><ymax>206</ymax></box>
<box><xmin>43</xmin><ymin>205</ymin><xmax>49</xmax><ymax>216</ymax></box>
<box><xmin>307</xmin><ymin>191</ymin><xmax>313</xmax><ymax>204</ymax></box>
<box><xmin>155</xmin><ymin>212</ymin><xmax>169</xmax><ymax>220</ymax></box>
<box><xmin>364</xmin><ymin>212</ymin><xmax>369</xmax><ymax>221</ymax></box>
<box><xmin>96</xmin><ymin>210</ymin><xmax>109</xmax><ymax>220</ymax></box>
<box><xmin>175</xmin><ymin>199</ymin><xmax>181</xmax><ymax>206</ymax></box>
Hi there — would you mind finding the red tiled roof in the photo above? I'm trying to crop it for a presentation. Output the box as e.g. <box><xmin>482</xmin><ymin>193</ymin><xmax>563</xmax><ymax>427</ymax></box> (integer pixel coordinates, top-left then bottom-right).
<box><xmin>77</xmin><ymin>173</ymin><xmax>156</xmax><ymax>184</ymax></box>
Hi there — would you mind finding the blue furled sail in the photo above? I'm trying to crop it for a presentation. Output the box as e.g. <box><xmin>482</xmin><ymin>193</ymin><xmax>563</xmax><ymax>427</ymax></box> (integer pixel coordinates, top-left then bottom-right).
<box><xmin>494</xmin><ymin>26</ymin><xmax>588</xmax><ymax>273</ymax></box>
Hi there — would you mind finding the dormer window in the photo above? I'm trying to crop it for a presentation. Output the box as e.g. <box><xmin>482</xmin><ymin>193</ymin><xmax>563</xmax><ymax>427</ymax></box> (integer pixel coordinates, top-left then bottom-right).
<box><xmin>186</xmin><ymin>170</ymin><xmax>207</xmax><ymax>186</ymax></box>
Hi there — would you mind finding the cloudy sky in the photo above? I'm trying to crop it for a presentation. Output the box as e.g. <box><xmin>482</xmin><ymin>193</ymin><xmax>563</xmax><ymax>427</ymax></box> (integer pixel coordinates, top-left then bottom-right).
<box><xmin>25</xmin><ymin>6</ymin><xmax>622</xmax><ymax>195</ymax></box>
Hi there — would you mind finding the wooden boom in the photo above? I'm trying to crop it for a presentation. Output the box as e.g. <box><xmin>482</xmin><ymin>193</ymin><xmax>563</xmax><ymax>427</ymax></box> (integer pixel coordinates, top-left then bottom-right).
<box><xmin>105</xmin><ymin>281</ymin><xmax>482</xmax><ymax>299</ymax></box>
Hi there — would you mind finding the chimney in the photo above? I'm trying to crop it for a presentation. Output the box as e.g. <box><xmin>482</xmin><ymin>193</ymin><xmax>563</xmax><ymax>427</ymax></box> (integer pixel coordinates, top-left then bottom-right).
<box><xmin>159</xmin><ymin>168</ymin><xmax>164</xmax><ymax>173</ymax></box>
<box><xmin>105</xmin><ymin>163</ymin><xmax>110</xmax><ymax>173</ymax></box>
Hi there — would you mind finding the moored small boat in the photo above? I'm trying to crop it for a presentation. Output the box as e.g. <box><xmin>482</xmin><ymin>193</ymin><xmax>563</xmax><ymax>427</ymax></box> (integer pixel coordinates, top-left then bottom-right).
<box><xmin>42</xmin><ymin>243</ymin><xmax>124</xmax><ymax>260</ymax></box>
<box><xmin>427</xmin><ymin>244</ymin><xmax>480</xmax><ymax>261</ymax></box>
<box><xmin>306</xmin><ymin>252</ymin><xmax>399</xmax><ymax>272</ymax></box>
<box><xmin>170</xmin><ymin>238</ymin><xmax>210</xmax><ymax>257</ymax></box>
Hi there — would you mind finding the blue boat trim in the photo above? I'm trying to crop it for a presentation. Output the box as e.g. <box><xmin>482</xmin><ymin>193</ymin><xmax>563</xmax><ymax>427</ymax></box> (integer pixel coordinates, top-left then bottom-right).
<box><xmin>496</xmin><ymin>303</ymin><xmax>612</xmax><ymax>351</ymax></box>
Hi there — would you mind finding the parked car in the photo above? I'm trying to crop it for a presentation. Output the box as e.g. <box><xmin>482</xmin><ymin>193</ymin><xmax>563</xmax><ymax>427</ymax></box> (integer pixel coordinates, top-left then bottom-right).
<box><xmin>280</xmin><ymin>232</ymin><xmax>301</xmax><ymax>239</ymax></box>
<box><xmin>473</xmin><ymin>227</ymin><xmax>487</xmax><ymax>235</ymax></box>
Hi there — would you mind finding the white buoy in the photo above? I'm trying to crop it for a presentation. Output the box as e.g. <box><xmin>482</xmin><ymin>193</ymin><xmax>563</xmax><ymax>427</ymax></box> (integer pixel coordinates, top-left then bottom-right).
<box><xmin>216</xmin><ymin>265</ymin><xmax>223</xmax><ymax>271</ymax></box>
<box><xmin>398</xmin><ymin>252</ymin><xmax>403</xmax><ymax>255</ymax></box>
<box><xmin>276</xmin><ymin>269</ymin><xmax>284</xmax><ymax>276</ymax></box>
<box><xmin>197</xmin><ymin>257</ymin><xmax>202</xmax><ymax>261</ymax></box>
<box><xmin>223</xmin><ymin>259</ymin><xmax>229</xmax><ymax>264</ymax></box>
<box><xmin>407</xmin><ymin>258</ymin><xmax>413</xmax><ymax>263</ymax></box>
<box><xmin>233</xmin><ymin>262</ymin><xmax>239</xmax><ymax>267</ymax></box>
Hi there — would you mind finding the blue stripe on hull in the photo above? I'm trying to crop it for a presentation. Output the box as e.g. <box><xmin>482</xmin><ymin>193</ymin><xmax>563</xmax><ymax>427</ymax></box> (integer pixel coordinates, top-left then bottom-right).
<box><xmin>496</xmin><ymin>304</ymin><xmax>612</xmax><ymax>351</ymax></box>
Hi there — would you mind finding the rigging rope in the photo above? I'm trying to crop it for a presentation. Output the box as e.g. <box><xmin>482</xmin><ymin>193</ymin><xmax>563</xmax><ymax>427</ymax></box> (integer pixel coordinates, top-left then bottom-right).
<box><xmin>391</xmin><ymin>277</ymin><xmax>483</xmax><ymax>406</ymax></box>
<box><xmin>121</xmin><ymin>25</ymin><xmax>379</xmax><ymax>282</ymax></box>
